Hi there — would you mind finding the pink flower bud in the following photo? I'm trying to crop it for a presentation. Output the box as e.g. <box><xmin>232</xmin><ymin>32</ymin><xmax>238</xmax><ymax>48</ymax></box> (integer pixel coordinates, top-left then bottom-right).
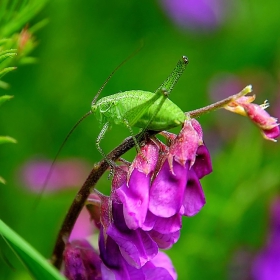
<box><xmin>225</xmin><ymin>96</ymin><xmax>280</xmax><ymax>141</ymax></box>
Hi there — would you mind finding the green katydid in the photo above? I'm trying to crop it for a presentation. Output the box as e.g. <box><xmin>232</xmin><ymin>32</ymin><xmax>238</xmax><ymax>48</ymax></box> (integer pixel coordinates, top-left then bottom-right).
<box><xmin>40</xmin><ymin>55</ymin><xmax>188</xmax><ymax>197</ymax></box>
<box><xmin>91</xmin><ymin>55</ymin><xmax>189</xmax><ymax>162</ymax></box>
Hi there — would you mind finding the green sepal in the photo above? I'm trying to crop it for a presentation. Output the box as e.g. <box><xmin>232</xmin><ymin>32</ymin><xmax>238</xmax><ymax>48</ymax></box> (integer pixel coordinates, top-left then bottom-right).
<box><xmin>0</xmin><ymin>136</ymin><xmax>17</xmax><ymax>144</ymax></box>
<box><xmin>0</xmin><ymin>220</ymin><xmax>65</xmax><ymax>280</ymax></box>
<box><xmin>0</xmin><ymin>95</ymin><xmax>13</xmax><ymax>106</ymax></box>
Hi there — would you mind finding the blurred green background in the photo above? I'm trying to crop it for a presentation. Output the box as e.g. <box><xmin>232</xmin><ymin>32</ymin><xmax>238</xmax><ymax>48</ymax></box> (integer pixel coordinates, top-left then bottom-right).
<box><xmin>1</xmin><ymin>0</ymin><xmax>280</xmax><ymax>279</ymax></box>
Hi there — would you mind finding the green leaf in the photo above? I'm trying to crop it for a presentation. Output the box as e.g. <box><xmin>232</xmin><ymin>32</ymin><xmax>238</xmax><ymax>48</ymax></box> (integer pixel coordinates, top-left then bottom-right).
<box><xmin>0</xmin><ymin>220</ymin><xmax>66</xmax><ymax>280</ymax></box>
<box><xmin>0</xmin><ymin>136</ymin><xmax>17</xmax><ymax>144</ymax></box>
<box><xmin>0</xmin><ymin>67</ymin><xmax>17</xmax><ymax>79</ymax></box>
<box><xmin>0</xmin><ymin>95</ymin><xmax>13</xmax><ymax>106</ymax></box>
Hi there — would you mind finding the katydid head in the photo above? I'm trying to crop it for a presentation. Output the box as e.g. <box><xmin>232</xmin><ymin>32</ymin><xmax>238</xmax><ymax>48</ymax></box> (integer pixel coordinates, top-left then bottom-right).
<box><xmin>91</xmin><ymin>104</ymin><xmax>98</xmax><ymax>113</ymax></box>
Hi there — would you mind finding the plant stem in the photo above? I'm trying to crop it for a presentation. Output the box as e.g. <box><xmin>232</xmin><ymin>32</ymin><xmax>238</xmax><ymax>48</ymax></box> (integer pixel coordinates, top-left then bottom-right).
<box><xmin>188</xmin><ymin>85</ymin><xmax>252</xmax><ymax>118</ymax></box>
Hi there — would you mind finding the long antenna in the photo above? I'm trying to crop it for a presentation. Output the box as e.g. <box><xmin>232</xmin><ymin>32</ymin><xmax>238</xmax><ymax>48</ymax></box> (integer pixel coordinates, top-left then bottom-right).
<box><xmin>34</xmin><ymin>45</ymin><xmax>143</xmax><ymax>208</ymax></box>
<box><xmin>33</xmin><ymin>111</ymin><xmax>92</xmax><ymax>208</ymax></box>
<box><xmin>92</xmin><ymin>45</ymin><xmax>143</xmax><ymax>105</ymax></box>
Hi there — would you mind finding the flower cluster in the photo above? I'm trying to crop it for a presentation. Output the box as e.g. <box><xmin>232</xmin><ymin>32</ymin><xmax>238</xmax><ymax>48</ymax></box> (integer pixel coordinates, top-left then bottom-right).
<box><xmin>63</xmin><ymin>119</ymin><xmax>212</xmax><ymax>279</ymax></box>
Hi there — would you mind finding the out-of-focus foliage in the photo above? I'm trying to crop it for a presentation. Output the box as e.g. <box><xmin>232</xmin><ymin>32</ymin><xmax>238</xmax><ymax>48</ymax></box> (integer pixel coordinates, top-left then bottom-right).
<box><xmin>0</xmin><ymin>0</ymin><xmax>49</xmax><ymax>276</ymax></box>
<box><xmin>0</xmin><ymin>0</ymin><xmax>47</xmax><ymax>185</ymax></box>
<box><xmin>0</xmin><ymin>0</ymin><xmax>279</xmax><ymax>279</ymax></box>
<box><xmin>0</xmin><ymin>93</ymin><xmax>16</xmax><ymax>183</ymax></box>
<box><xmin>0</xmin><ymin>0</ymin><xmax>48</xmax><ymax>69</ymax></box>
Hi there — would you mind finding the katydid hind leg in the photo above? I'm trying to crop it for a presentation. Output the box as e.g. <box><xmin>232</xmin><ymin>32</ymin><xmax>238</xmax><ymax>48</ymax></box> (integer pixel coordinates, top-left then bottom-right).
<box><xmin>134</xmin><ymin>56</ymin><xmax>188</xmax><ymax>133</ymax></box>
<box><xmin>155</xmin><ymin>56</ymin><xmax>188</xmax><ymax>94</ymax></box>
<box><xmin>121</xmin><ymin>55</ymin><xmax>188</xmax><ymax>130</ymax></box>
<box><xmin>135</xmin><ymin>88</ymin><xmax>170</xmax><ymax>141</ymax></box>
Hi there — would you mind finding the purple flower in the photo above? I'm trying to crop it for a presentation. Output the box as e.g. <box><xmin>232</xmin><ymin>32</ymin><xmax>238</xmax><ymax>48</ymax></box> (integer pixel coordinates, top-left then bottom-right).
<box><xmin>143</xmin><ymin>251</ymin><xmax>177</xmax><ymax>280</ymax></box>
<box><xmin>149</xmin><ymin>159</ymin><xmax>188</xmax><ymax>218</ymax></box>
<box><xmin>149</xmin><ymin>119</ymin><xmax>210</xmax><ymax>218</ymax></box>
<box><xmin>159</xmin><ymin>0</ymin><xmax>227</xmax><ymax>32</ymax></box>
<box><xmin>98</xmin><ymin>195</ymin><xmax>177</xmax><ymax>279</ymax></box>
<box><xmin>99</xmin><ymin>225</ymin><xmax>177</xmax><ymax>280</ymax></box>
<box><xmin>116</xmin><ymin>120</ymin><xmax>211</xmax><ymax>240</ymax></box>
<box><xmin>251</xmin><ymin>197</ymin><xmax>280</xmax><ymax>280</ymax></box>
<box><xmin>99</xmin><ymin>194</ymin><xmax>158</xmax><ymax>269</ymax></box>
<box><xmin>192</xmin><ymin>144</ymin><xmax>212</xmax><ymax>180</ymax></box>
<box><xmin>63</xmin><ymin>119</ymin><xmax>212</xmax><ymax>279</ymax></box>
<box><xmin>116</xmin><ymin>140</ymin><xmax>159</xmax><ymax>230</ymax></box>
<box><xmin>182</xmin><ymin>168</ymin><xmax>206</xmax><ymax>216</ymax></box>
<box><xmin>21</xmin><ymin>158</ymin><xmax>90</xmax><ymax>192</ymax></box>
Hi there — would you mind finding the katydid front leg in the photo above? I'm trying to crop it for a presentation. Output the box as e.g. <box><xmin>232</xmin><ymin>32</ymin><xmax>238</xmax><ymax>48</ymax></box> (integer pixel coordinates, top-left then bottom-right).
<box><xmin>96</xmin><ymin>121</ymin><xmax>116</xmax><ymax>168</ymax></box>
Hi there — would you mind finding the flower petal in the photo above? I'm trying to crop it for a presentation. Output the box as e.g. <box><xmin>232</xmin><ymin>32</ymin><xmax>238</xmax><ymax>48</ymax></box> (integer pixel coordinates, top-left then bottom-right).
<box><xmin>149</xmin><ymin>160</ymin><xmax>187</xmax><ymax>218</ymax></box>
<box><xmin>183</xmin><ymin>169</ymin><xmax>206</xmax><ymax>216</ymax></box>
<box><xmin>192</xmin><ymin>144</ymin><xmax>212</xmax><ymax>179</ymax></box>
<box><xmin>145</xmin><ymin>251</ymin><xmax>177</xmax><ymax>280</ymax></box>
<box><xmin>149</xmin><ymin>230</ymin><xmax>180</xmax><ymax>249</ymax></box>
<box><xmin>117</xmin><ymin>169</ymin><xmax>150</xmax><ymax>230</ymax></box>
<box><xmin>108</xmin><ymin>202</ymin><xmax>158</xmax><ymax>268</ymax></box>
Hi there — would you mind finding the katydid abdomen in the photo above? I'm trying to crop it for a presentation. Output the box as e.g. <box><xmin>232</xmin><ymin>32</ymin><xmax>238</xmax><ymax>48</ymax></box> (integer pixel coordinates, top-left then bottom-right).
<box><xmin>92</xmin><ymin>90</ymin><xmax>186</xmax><ymax>131</ymax></box>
